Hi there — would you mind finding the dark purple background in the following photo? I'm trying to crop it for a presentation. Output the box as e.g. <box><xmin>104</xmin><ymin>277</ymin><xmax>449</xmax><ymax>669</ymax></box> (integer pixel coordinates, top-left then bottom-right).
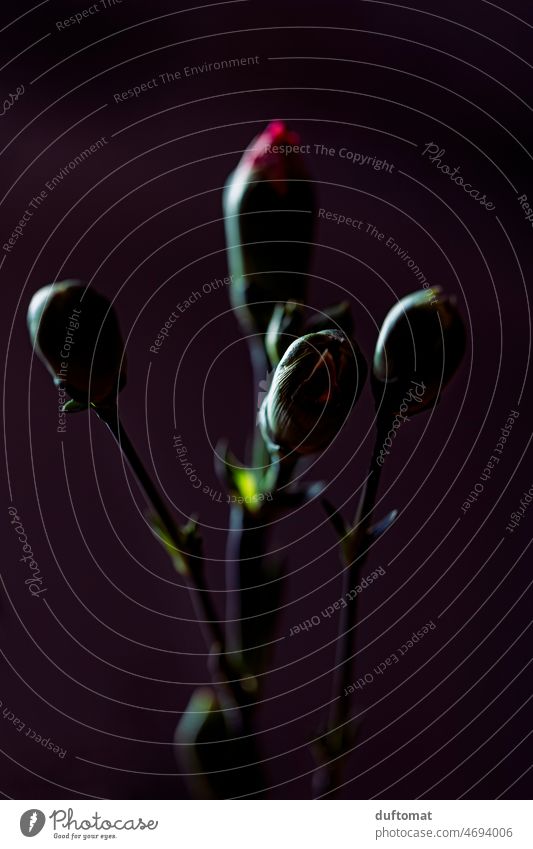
<box><xmin>1</xmin><ymin>0</ymin><xmax>532</xmax><ymax>799</ymax></box>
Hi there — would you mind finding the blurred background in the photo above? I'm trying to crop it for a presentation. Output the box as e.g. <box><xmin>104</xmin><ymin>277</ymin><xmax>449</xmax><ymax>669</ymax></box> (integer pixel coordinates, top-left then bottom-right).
<box><xmin>1</xmin><ymin>0</ymin><xmax>532</xmax><ymax>799</ymax></box>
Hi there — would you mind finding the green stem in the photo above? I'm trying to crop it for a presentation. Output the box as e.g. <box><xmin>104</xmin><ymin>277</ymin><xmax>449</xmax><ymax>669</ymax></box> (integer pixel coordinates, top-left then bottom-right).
<box><xmin>315</xmin><ymin>413</ymin><xmax>391</xmax><ymax>797</ymax></box>
<box><xmin>225</xmin><ymin>329</ymin><xmax>295</xmax><ymax>678</ymax></box>
<box><xmin>249</xmin><ymin>335</ymin><xmax>272</xmax><ymax>471</ymax></box>
<box><xmin>225</xmin><ymin>506</ymin><xmax>267</xmax><ymax>663</ymax></box>
<box><xmin>225</xmin><ymin>452</ymin><xmax>297</xmax><ymax>683</ymax></box>
<box><xmin>95</xmin><ymin>404</ymin><xmax>245</xmax><ymax>714</ymax></box>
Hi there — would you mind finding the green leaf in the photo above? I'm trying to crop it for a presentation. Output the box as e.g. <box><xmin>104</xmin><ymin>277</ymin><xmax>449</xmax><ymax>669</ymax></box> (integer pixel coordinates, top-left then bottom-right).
<box><xmin>215</xmin><ymin>440</ymin><xmax>265</xmax><ymax>513</ymax></box>
<box><xmin>341</xmin><ymin>510</ymin><xmax>397</xmax><ymax>564</ymax></box>
<box><xmin>148</xmin><ymin>514</ymin><xmax>191</xmax><ymax>577</ymax></box>
<box><xmin>368</xmin><ymin>509</ymin><xmax>398</xmax><ymax>541</ymax></box>
<box><xmin>61</xmin><ymin>399</ymin><xmax>88</xmax><ymax>414</ymax></box>
<box><xmin>234</xmin><ymin>467</ymin><xmax>258</xmax><ymax>501</ymax></box>
<box><xmin>265</xmin><ymin>300</ymin><xmax>305</xmax><ymax>367</ymax></box>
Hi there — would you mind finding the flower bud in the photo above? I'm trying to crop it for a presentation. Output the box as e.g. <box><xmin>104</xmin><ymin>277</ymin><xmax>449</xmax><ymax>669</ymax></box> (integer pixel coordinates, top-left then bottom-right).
<box><xmin>372</xmin><ymin>288</ymin><xmax>465</xmax><ymax>414</ymax></box>
<box><xmin>259</xmin><ymin>330</ymin><xmax>366</xmax><ymax>456</ymax></box>
<box><xmin>223</xmin><ymin>121</ymin><xmax>315</xmax><ymax>333</ymax></box>
<box><xmin>27</xmin><ymin>280</ymin><xmax>126</xmax><ymax>406</ymax></box>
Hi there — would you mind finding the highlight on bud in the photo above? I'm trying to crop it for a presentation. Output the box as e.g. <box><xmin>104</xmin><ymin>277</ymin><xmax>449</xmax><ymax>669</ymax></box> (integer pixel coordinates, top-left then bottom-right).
<box><xmin>259</xmin><ymin>329</ymin><xmax>367</xmax><ymax>456</ymax></box>
<box><xmin>372</xmin><ymin>287</ymin><xmax>466</xmax><ymax>414</ymax></box>
<box><xmin>223</xmin><ymin>120</ymin><xmax>315</xmax><ymax>333</ymax></box>
<box><xmin>27</xmin><ymin>280</ymin><xmax>126</xmax><ymax>408</ymax></box>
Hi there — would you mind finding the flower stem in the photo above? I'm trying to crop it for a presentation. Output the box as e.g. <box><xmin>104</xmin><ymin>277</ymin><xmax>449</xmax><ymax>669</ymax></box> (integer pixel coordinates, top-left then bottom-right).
<box><xmin>314</xmin><ymin>413</ymin><xmax>390</xmax><ymax>797</ymax></box>
<box><xmin>225</xmin><ymin>505</ymin><xmax>267</xmax><ymax>664</ymax></box>
<box><xmin>225</xmin><ymin>451</ymin><xmax>297</xmax><ymax>683</ymax></box>
<box><xmin>249</xmin><ymin>335</ymin><xmax>271</xmax><ymax>471</ymax></box>
<box><xmin>225</xmin><ymin>333</ymin><xmax>295</xmax><ymax>677</ymax></box>
<box><xmin>95</xmin><ymin>404</ymin><xmax>246</xmax><ymax>714</ymax></box>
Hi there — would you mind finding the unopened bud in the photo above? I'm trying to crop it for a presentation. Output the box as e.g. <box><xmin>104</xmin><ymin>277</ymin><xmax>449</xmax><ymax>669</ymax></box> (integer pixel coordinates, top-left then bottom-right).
<box><xmin>372</xmin><ymin>288</ymin><xmax>465</xmax><ymax>414</ymax></box>
<box><xmin>27</xmin><ymin>280</ymin><xmax>126</xmax><ymax>407</ymax></box>
<box><xmin>259</xmin><ymin>329</ymin><xmax>366</xmax><ymax>456</ymax></box>
<box><xmin>223</xmin><ymin>121</ymin><xmax>315</xmax><ymax>333</ymax></box>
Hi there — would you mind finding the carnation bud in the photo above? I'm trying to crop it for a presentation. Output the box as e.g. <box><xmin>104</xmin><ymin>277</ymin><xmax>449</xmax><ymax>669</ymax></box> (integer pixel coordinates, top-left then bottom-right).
<box><xmin>223</xmin><ymin>121</ymin><xmax>315</xmax><ymax>333</ymax></box>
<box><xmin>372</xmin><ymin>288</ymin><xmax>465</xmax><ymax>414</ymax></box>
<box><xmin>27</xmin><ymin>280</ymin><xmax>126</xmax><ymax>407</ymax></box>
<box><xmin>259</xmin><ymin>330</ymin><xmax>366</xmax><ymax>456</ymax></box>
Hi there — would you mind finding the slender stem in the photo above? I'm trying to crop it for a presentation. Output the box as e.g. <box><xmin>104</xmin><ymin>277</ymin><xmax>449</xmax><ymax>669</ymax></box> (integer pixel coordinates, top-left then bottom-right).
<box><xmin>95</xmin><ymin>404</ymin><xmax>244</xmax><ymax>712</ymax></box>
<box><xmin>225</xmin><ymin>506</ymin><xmax>267</xmax><ymax>661</ymax></box>
<box><xmin>249</xmin><ymin>335</ymin><xmax>271</xmax><ymax>471</ymax></box>
<box><xmin>225</xmin><ymin>451</ymin><xmax>297</xmax><ymax>681</ymax></box>
<box><xmin>225</xmin><ymin>334</ymin><xmax>268</xmax><ymax>659</ymax></box>
<box><xmin>315</xmin><ymin>413</ymin><xmax>391</xmax><ymax>796</ymax></box>
<box><xmin>225</xmin><ymin>331</ymin><xmax>295</xmax><ymax>672</ymax></box>
<box><xmin>330</xmin><ymin>432</ymin><xmax>384</xmax><ymax>722</ymax></box>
